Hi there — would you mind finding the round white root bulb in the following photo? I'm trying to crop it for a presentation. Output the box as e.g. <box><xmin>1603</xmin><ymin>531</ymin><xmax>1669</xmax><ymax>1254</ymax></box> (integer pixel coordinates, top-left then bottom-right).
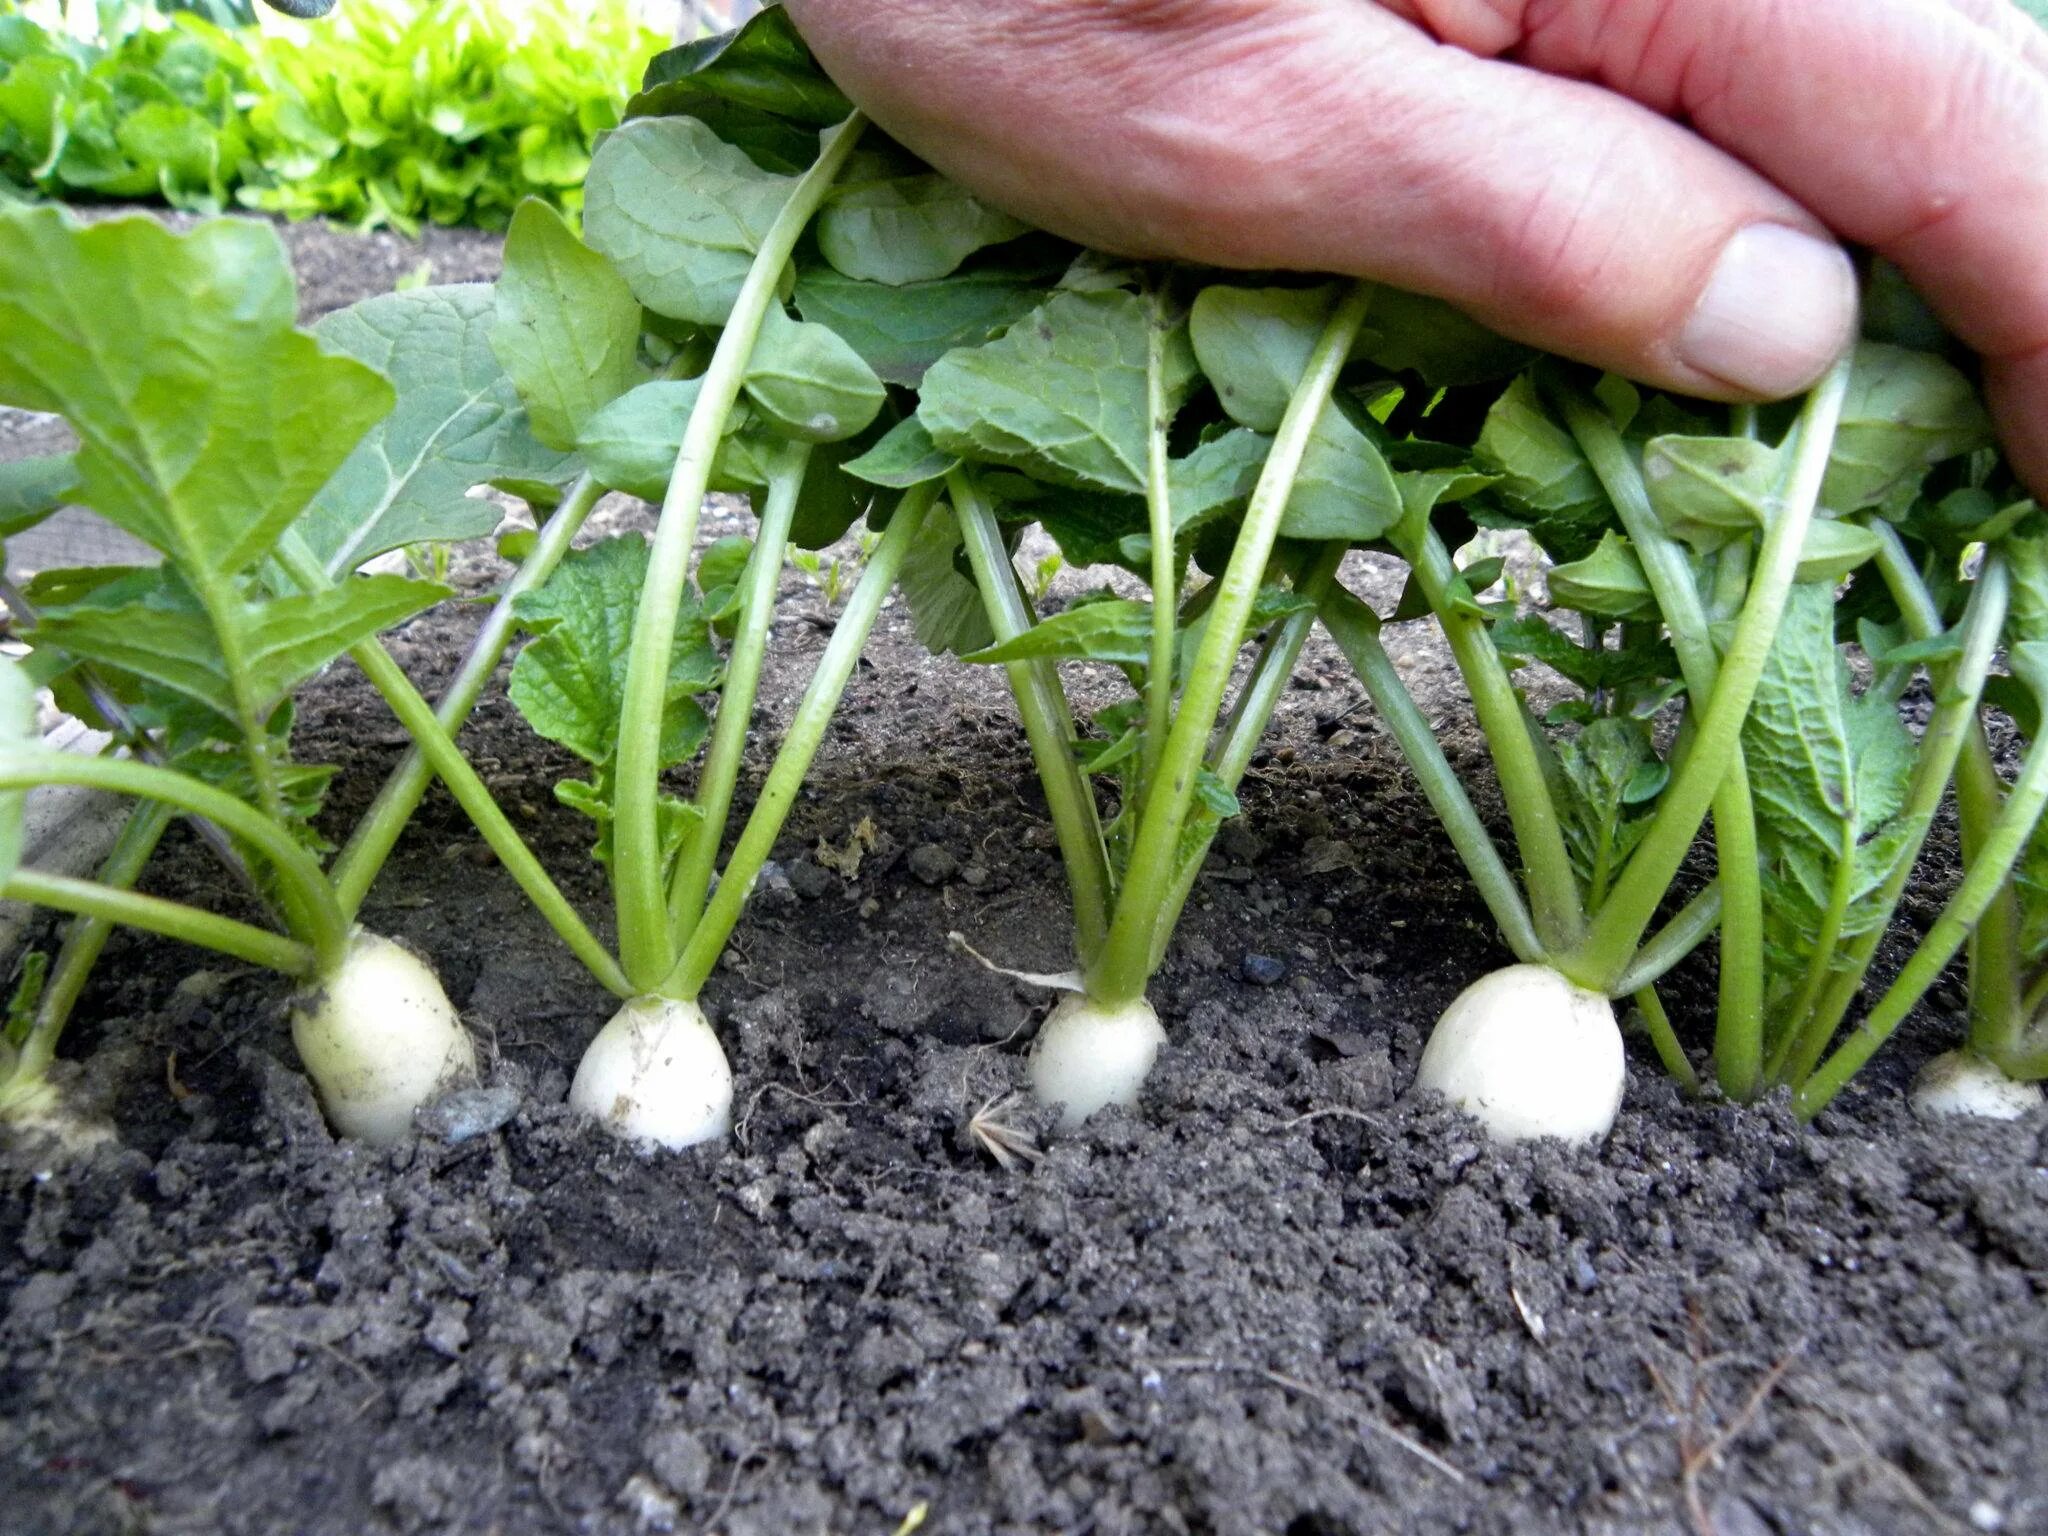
<box><xmin>1910</xmin><ymin>1050</ymin><xmax>2042</xmax><ymax>1121</ymax></box>
<box><xmin>569</xmin><ymin>996</ymin><xmax>732</xmax><ymax>1150</ymax></box>
<box><xmin>1028</xmin><ymin>994</ymin><xmax>1166</xmax><ymax>1130</ymax></box>
<box><xmin>1414</xmin><ymin>964</ymin><xmax>1624</xmax><ymax>1145</ymax></box>
<box><xmin>290</xmin><ymin>930</ymin><xmax>475</xmax><ymax>1145</ymax></box>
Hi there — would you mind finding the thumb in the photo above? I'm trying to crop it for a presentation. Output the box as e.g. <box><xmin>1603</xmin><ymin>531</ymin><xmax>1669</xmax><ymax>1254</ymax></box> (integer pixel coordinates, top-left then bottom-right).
<box><xmin>785</xmin><ymin>0</ymin><xmax>1856</xmax><ymax>399</ymax></box>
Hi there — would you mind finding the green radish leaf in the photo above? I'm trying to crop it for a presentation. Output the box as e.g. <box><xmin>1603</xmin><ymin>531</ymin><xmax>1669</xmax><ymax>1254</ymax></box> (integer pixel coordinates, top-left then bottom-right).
<box><xmin>1641</xmin><ymin>435</ymin><xmax>1782</xmax><ymax>554</ymax></box>
<box><xmin>1556</xmin><ymin>716</ymin><xmax>1662</xmax><ymax>897</ymax></box>
<box><xmin>583</xmin><ymin>116</ymin><xmax>796</xmax><ymax>327</ymax></box>
<box><xmin>0</xmin><ymin>451</ymin><xmax>76</xmax><ymax>536</ymax></box>
<box><xmin>794</xmin><ymin>262</ymin><xmax>1053</xmax><ymax>387</ymax></box>
<box><xmin>1190</xmin><ymin>284</ymin><xmax>1333</xmax><ymax>433</ymax></box>
<box><xmin>309</xmin><ymin>285</ymin><xmax>572</xmax><ymax>576</ymax></box>
<box><xmin>845</xmin><ymin>417</ymin><xmax>960</xmax><ymax>489</ymax></box>
<box><xmin>1169</xmin><ymin>427</ymin><xmax>1267</xmax><ymax>534</ymax></box>
<box><xmin>1353</xmin><ymin>288</ymin><xmax>1532</xmax><ymax>386</ymax></box>
<box><xmin>630</xmin><ymin>6</ymin><xmax>852</xmax><ymax>129</ymax></box>
<box><xmin>34</xmin><ymin>568</ymin><xmax>447</xmax><ymax>726</ymax></box>
<box><xmin>1823</xmin><ymin>342</ymin><xmax>1993</xmax><ymax>517</ymax></box>
<box><xmin>510</xmin><ymin>535</ymin><xmax>721</xmax><ymax>772</ymax></box>
<box><xmin>1193</xmin><ymin>767</ymin><xmax>1241</xmax><ymax>820</ymax></box>
<box><xmin>697</xmin><ymin>535</ymin><xmax>755</xmax><ymax>604</ymax></box>
<box><xmin>1490</xmin><ymin>614</ymin><xmax>1679</xmax><ymax>696</ymax></box>
<box><xmin>1472</xmin><ymin>374</ymin><xmax>1612</xmax><ymax>562</ymax></box>
<box><xmin>491</xmin><ymin>198</ymin><xmax>647</xmax><ymax>453</ymax></box>
<box><xmin>1794</xmin><ymin>518</ymin><xmax>1883</xmax><ymax>583</ymax></box>
<box><xmin>818</xmin><ymin>174</ymin><xmax>1030</xmax><ymax>286</ymax></box>
<box><xmin>578</xmin><ymin>378</ymin><xmax>728</xmax><ymax>500</ymax></box>
<box><xmin>919</xmin><ymin>289</ymin><xmax>1194</xmax><ymax>496</ymax></box>
<box><xmin>0</xmin><ymin>210</ymin><xmax>389</xmax><ymax>578</ymax></box>
<box><xmin>1280</xmin><ymin>401</ymin><xmax>1403</xmax><ymax>542</ymax></box>
<box><xmin>964</xmin><ymin>596</ymin><xmax>1154</xmax><ymax>667</ymax></box>
<box><xmin>896</xmin><ymin>500</ymin><xmax>995</xmax><ymax>657</ymax></box>
<box><xmin>1743</xmin><ymin>582</ymin><xmax>1920</xmax><ymax>1000</ymax></box>
<box><xmin>1548</xmin><ymin>530</ymin><xmax>1659</xmax><ymax>619</ymax></box>
<box><xmin>743</xmin><ymin>303</ymin><xmax>886</xmax><ymax>443</ymax></box>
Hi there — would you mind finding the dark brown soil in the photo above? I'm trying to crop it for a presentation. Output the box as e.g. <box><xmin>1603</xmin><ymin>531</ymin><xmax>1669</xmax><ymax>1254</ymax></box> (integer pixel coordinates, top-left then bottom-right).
<box><xmin>2</xmin><ymin>213</ymin><xmax>2045</xmax><ymax>1536</ymax></box>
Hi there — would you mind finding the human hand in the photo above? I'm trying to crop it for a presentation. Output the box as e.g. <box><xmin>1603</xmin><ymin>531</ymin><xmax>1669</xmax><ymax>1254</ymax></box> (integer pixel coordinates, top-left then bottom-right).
<box><xmin>782</xmin><ymin>0</ymin><xmax>2048</xmax><ymax>492</ymax></box>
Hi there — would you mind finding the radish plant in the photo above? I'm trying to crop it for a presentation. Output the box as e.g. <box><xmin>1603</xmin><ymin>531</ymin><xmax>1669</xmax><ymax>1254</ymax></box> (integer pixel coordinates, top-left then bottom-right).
<box><xmin>1314</xmin><ymin>320</ymin><xmax>2036</xmax><ymax>1137</ymax></box>
<box><xmin>0</xmin><ymin>208</ymin><xmax>547</xmax><ymax>1142</ymax></box>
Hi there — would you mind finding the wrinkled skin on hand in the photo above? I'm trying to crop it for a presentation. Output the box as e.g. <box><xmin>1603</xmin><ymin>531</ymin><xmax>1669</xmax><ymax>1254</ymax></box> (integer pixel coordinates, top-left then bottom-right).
<box><xmin>785</xmin><ymin>0</ymin><xmax>2048</xmax><ymax>495</ymax></box>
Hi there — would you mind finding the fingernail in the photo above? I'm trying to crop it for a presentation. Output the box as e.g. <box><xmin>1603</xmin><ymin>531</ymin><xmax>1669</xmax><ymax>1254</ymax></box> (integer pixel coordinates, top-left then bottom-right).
<box><xmin>1679</xmin><ymin>225</ymin><xmax>1857</xmax><ymax>396</ymax></box>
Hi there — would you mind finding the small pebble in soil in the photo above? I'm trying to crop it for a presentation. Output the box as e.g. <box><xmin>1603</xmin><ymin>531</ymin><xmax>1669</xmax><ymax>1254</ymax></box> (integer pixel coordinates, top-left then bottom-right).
<box><xmin>961</xmin><ymin>862</ymin><xmax>990</xmax><ymax>888</ymax></box>
<box><xmin>1240</xmin><ymin>953</ymin><xmax>1287</xmax><ymax>987</ymax></box>
<box><xmin>418</xmin><ymin>1083</ymin><xmax>521</xmax><ymax>1144</ymax></box>
<box><xmin>785</xmin><ymin>858</ymin><xmax>836</xmax><ymax>900</ymax></box>
<box><xmin>909</xmin><ymin>843</ymin><xmax>959</xmax><ymax>885</ymax></box>
<box><xmin>753</xmin><ymin>860</ymin><xmax>799</xmax><ymax>913</ymax></box>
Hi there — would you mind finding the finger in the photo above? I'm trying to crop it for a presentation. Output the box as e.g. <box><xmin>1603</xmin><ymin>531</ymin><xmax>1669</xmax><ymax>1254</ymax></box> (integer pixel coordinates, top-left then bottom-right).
<box><xmin>787</xmin><ymin>0</ymin><xmax>1855</xmax><ymax>399</ymax></box>
<box><xmin>1941</xmin><ymin>0</ymin><xmax>2048</xmax><ymax>76</ymax></box>
<box><xmin>1420</xmin><ymin>0</ymin><xmax>2048</xmax><ymax>488</ymax></box>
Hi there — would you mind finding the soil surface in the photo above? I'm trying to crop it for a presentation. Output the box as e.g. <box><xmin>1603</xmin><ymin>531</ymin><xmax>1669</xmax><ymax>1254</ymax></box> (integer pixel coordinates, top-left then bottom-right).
<box><xmin>3</xmin><ymin>212</ymin><xmax>2046</xmax><ymax>1536</ymax></box>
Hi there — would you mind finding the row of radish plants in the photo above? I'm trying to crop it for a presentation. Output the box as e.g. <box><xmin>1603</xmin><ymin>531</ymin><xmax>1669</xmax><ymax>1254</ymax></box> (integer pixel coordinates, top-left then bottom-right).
<box><xmin>0</xmin><ymin>9</ymin><xmax>2040</xmax><ymax>1153</ymax></box>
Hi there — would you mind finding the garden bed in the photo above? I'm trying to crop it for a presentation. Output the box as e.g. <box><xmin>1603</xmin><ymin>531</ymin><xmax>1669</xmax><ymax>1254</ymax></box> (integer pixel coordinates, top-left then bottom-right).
<box><xmin>2</xmin><ymin>215</ymin><xmax>2044</xmax><ymax>1536</ymax></box>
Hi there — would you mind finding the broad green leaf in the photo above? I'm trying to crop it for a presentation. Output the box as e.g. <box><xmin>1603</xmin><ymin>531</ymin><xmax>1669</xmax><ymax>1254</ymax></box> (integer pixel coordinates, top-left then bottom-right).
<box><xmin>1473</xmin><ymin>375</ymin><xmax>1611</xmax><ymax>562</ymax></box>
<box><xmin>1493</xmin><ymin>613</ymin><xmax>1678</xmax><ymax>695</ymax></box>
<box><xmin>1641</xmin><ymin>435</ymin><xmax>1782</xmax><ymax>554</ymax></box>
<box><xmin>818</xmin><ymin>175</ymin><xmax>1031</xmax><ymax>286</ymax></box>
<box><xmin>578</xmin><ymin>378</ymin><xmax>707</xmax><ymax>500</ymax></box>
<box><xmin>897</xmin><ymin>499</ymin><xmax>994</xmax><ymax>656</ymax></box>
<box><xmin>2006</xmin><ymin>526</ymin><xmax>2048</xmax><ymax>646</ymax></box>
<box><xmin>1549</xmin><ymin>531</ymin><xmax>1658</xmax><ymax>619</ymax></box>
<box><xmin>0</xmin><ymin>210</ymin><xmax>389</xmax><ymax>578</ymax></box>
<box><xmin>310</xmin><ymin>285</ymin><xmax>572</xmax><ymax>576</ymax></box>
<box><xmin>583</xmin><ymin>116</ymin><xmax>795</xmax><ymax>327</ymax></box>
<box><xmin>794</xmin><ymin>262</ymin><xmax>1053</xmax><ymax>387</ymax></box>
<box><xmin>35</xmin><ymin>568</ymin><xmax>444</xmax><ymax>725</ymax></box>
<box><xmin>919</xmin><ymin>289</ymin><xmax>1194</xmax><ymax>496</ymax></box>
<box><xmin>1794</xmin><ymin>518</ymin><xmax>1883</xmax><ymax>583</ymax></box>
<box><xmin>844</xmin><ymin>417</ymin><xmax>959</xmax><ymax>489</ymax></box>
<box><xmin>491</xmin><ymin>198</ymin><xmax>646</xmax><ymax>452</ymax></box>
<box><xmin>743</xmin><ymin>303</ymin><xmax>886</xmax><ymax>442</ymax></box>
<box><xmin>1557</xmin><ymin>716</ymin><xmax>1662</xmax><ymax>896</ymax></box>
<box><xmin>1169</xmin><ymin>428</ymin><xmax>1267</xmax><ymax>533</ymax></box>
<box><xmin>1190</xmin><ymin>284</ymin><xmax>1333</xmax><ymax>433</ymax></box>
<box><xmin>1280</xmin><ymin>402</ymin><xmax>1403</xmax><ymax>542</ymax></box>
<box><xmin>1353</xmin><ymin>288</ymin><xmax>1533</xmax><ymax>386</ymax></box>
<box><xmin>629</xmin><ymin>6</ymin><xmax>852</xmax><ymax>129</ymax></box>
<box><xmin>1746</xmin><ymin>579</ymin><xmax>1922</xmax><ymax>1004</ymax></box>
<box><xmin>1823</xmin><ymin>342</ymin><xmax>1993</xmax><ymax>517</ymax></box>
<box><xmin>964</xmin><ymin>597</ymin><xmax>1153</xmax><ymax>668</ymax></box>
<box><xmin>0</xmin><ymin>451</ymin><xmax>76</xmax><ymax>537</ymax></box>
<box><xmin>509</xmin><ymin>534</ymin><xmax>721</xmax><ymax>771</ymax></box>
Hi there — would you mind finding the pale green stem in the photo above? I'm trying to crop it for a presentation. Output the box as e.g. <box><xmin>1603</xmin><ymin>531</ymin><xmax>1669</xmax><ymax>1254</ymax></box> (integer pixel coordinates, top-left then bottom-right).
<box><xmin>1396</xmin><ymin>516</ymin><xmax>1584</xmax><ymax>954</ymax></box>
<box><xmin>1316</xmin><ymin>582</ymin><xmax>1544</xmax><ymax>965</ymax></box>
<box><xmin>663</xmin><ymin>486</ymin><xmax>931</xmax><ymax>1000</ymax></box>
<box><xmin>1798</xmin><ymin>724</ymin><xmax>2048</xmax><ymax>1116</ymax></box>
<box><xmin>0</xmin><ymin>751</ymin><xmax>347</xmax><ymax>974</ymax></box>
<box><xmin>1633</xmin><ymin>984</ymin><xmax>1701</xmax><ymax>1095</ymax></box>
<box><xmin>7</xmin><ymin>801</ymin><xmax>171</xmax><ymax>1090</ymax></box>
<box><xmin>1771</xmin><ymin>555</ymin><xmax>2002</xmax><ymax>1082</ymax></box>
<box><xmin>1141</xmin><ymin>277</ymin><xmax>1179</xmax><ymax>810</ymax></box>
<box><xmin>1558</xmin><ymin>383</ymin><xmax>1765</xmax><ymax>1097</ymax></box>
<box><xmin>331</xmin><ymin>470</ymin><xmax>604</xmax><ymax>915</ymax></box>
<box><xmin>949</xmin><ymin>468</ymin><xmax>1114</xmax><ymax>964</ymax></box>
<box><xmin>270</xmin><ymin>535</ymin><xmax>631</xmax><ymax>998</ymax></box>
<box><xmin>1141</xmin><ymin>545</ymin><xmax>1345</xmax><ymax>977</ymax></box>
<box><xmin>1613</xmin><ymin>882</ymin><xmax>1722</xmax><ymax>995</ymax></box>
<box><xmin>615</xmin><ymin>112</ymin><xmax>866</xmax><ymax>991</ymax></box>
<box><xmin>1089</xmin><ymin>283</ymin><xmax>1375</xmax><ymax>1006</ymax></box>
<box><xmin>1569</xmin><ymin>354</ymin><xmax>1851</xmax><ymax>989</ymax></box>
<box><xmin>2</xmin><ymin>870</ymin><xmax>315</xmax><ymax>976</ymax></box>
<box><xmin>669</xmin><ymin>444</ymin><xmax>808</xmax><ymax>947</ymax></box>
